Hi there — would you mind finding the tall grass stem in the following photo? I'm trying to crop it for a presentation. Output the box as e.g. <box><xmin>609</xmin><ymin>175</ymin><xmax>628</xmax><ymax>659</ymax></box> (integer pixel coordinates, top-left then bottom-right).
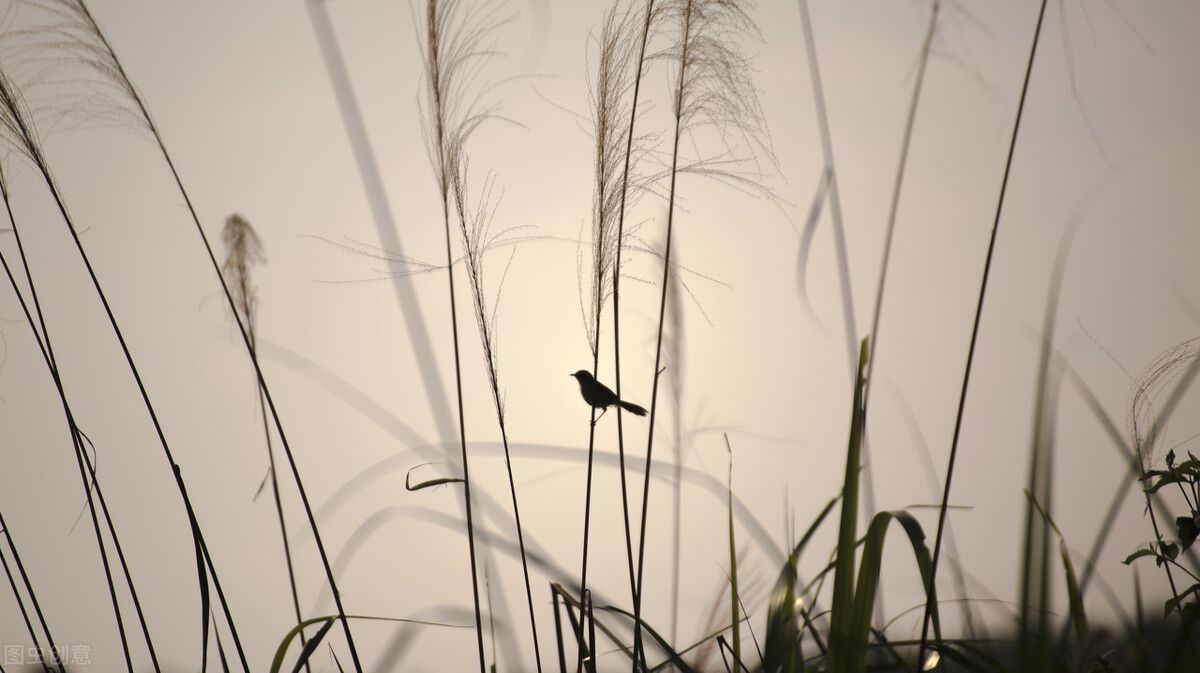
<box><xmin>916</xmin><ymin>0</ymin><xmax>1048</xmax><ymax>665</ymax></box>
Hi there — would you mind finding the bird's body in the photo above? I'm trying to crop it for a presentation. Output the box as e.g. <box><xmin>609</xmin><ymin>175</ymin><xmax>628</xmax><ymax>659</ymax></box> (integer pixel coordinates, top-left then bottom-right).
<box><xmin>570</xmin><ymin>370</ymin><xmax>648</xmax><ymax>420</ymax></box>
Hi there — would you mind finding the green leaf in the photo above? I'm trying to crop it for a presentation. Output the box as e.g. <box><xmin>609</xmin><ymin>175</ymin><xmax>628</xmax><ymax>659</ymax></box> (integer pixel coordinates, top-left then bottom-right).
<box><xmin>1163</xmin><ymin>583</ymin><xmax>1200</xmax><ymax>619</ymax></box>
<box><xmin>1123</xmin><ymin>547</ymin><xmax>1156</xmax><ymax>565</ymax></box>
<box><xmin>1177</xmin><ymin>516</ymin><xmax>1200</xmax><ymax>551</ymax></box>
<box><xmin>1162</xmin><ymin>541</ymin><xmax>1180</xmax><ymax>562</ymax></box>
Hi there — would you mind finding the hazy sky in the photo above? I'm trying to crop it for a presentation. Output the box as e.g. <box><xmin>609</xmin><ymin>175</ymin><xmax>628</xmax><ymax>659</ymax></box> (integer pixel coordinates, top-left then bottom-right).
<box><xmin>1</xmin><ymin>0</ymin><xmax>1198</xmax><ymax>670</ymax></box>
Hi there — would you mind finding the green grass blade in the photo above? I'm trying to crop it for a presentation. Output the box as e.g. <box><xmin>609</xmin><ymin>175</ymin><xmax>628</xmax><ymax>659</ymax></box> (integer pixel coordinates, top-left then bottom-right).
<box><xmin>592</xmin><ymin>604</ymin><xmax>698</xmax><ymax>673</ymax></box>
<box><xmin>828</xmin><ymin>338</ymin><xmax>869</xmax><ymax>673</ymax></box>
<box><xmin>725</xmin><ymin>436</ymin><xmax>742</xmax><ymax>672</ymax></box>
<box><xmin>1061</xmin><ymin>540</ymin><xmax>1088</xmax><ymax>647</ymax></box>
<box><xmin>290</xmin><ymin>619</ymin><xmax>336</xmax><ymax>673</ymax></box>
<box><xmin>763</xmin><ymin>495</ymin><xmax>838</xmax><ymax>672</ymax></box>
<box><xmin>269</xmin><ymin>615</ymin><xmax>468</xmax><ymax>673</ymax></box>
<box><xmin>846</xmin><ymin>510</ymin><xmax>937</xmax><ymax>673</ymax></box>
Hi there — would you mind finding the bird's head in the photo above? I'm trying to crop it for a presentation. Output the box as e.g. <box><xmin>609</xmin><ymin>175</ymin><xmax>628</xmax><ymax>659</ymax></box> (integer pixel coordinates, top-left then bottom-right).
<box><xmin>571</xmin><ymin>370</ymin><xmax>592</xmax><ymax>382</ymax></box>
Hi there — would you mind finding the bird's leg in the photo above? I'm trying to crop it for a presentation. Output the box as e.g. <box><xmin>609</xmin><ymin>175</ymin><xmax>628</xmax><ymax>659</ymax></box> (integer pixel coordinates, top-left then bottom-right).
<box><xmin>594</xmin><ymin>407</ymin><xmax>608</xmax><ymax>424</ymax></box>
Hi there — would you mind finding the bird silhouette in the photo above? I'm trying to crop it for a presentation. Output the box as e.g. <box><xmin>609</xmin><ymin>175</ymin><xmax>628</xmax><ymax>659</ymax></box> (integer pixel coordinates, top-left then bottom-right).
<box><xmin>570</xmin><ymin>370</ymin><xmax>648</xmax><ymax>421</ymax></box>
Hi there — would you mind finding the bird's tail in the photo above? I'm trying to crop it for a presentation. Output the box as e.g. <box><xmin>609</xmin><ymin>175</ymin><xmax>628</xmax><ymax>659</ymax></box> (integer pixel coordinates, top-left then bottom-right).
<box><xmin>619</xmin><ymin>400</ymin><xmax>648</xmax><ymax>417</ymax></box>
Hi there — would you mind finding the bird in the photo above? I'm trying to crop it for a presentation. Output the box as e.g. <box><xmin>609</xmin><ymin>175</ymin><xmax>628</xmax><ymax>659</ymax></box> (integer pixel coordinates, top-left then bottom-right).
<box><xmin>570</xmin><ymin>370</ymin><xmax>648</xmax><ymax>422</ymax></box>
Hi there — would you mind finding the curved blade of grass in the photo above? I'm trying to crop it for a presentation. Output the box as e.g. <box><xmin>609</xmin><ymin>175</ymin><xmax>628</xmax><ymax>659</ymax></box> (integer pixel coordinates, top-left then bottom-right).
<box><xmin>270</xmin><ymin>615</ymin><xmax>469</xmax><ymax>673</ymax></box>
<box><xmin>405</xmin><ymin>464</ymin><xmax>466</xmax><ymax>491</ymax></box>
<box><xmin>593</xmin><ymin>604</ymin><xmax>697</xmax><ymax>673</ymax></box>
<box><xmin>1024</xmin><ymin>489</ymin><xmax>1090</xmax><ymax>658</ymax></box>
<box><xmin>845</xmin><ymin>510</ymin><xmax>940</xmax><ymax>673</ymax></box>
<box><xmin>794</xmin><ymin>167</ymin><xmax>829</xmax><ymax>327</ymax></box>
<box><xmin>796</xmin><ymin>0</ymin><xmax>858</xmax><ymax>379</ymax></box>
<box><xmin>290</xmin><ymin>619</ymin><xmax>336</xmax><ymax>673</ymax></box>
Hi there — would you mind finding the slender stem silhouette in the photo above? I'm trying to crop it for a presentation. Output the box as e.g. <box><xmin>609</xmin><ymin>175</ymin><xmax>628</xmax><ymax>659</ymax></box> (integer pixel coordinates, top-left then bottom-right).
<box><xmin>917</xmin><ymin>0</ymin><xmax>1048</xmax><ymax>666</ymax></box>
<box><xmin>611</xmin><ymin>2</ymin><xmax>657</xmax><ymax>670</ymax></box>
<box><xmin>423</xmin><ymin>1</ymin><xmax>488</xmax><ymax>667</ymax></box>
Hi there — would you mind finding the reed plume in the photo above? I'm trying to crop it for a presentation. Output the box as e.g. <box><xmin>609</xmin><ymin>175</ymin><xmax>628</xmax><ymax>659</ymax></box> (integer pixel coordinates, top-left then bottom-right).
<box><xmin>221</xmin><ymin>214</ymin><xmax>265</xmax><ymax>341</ymax></box>
<box><xmin>574</xmin><ymin>3</ymin><xmax>655</xmax><ymax>669</ymax></box>
<box><xmin>578</xmin><ymin>2</ymin><xmax>639</xmax><ymax>358</ymax></box>
<box><xmin>220</xmin><ymin>214</ymin><xmax>314</xmax><ymax>673</ymax></box>
<box><xmin>447</xmin><ymin>139</ymin><xmax>544</xmax><ymax>671</ymax></box>
<box><xmin>633</xmin><ymin>0</ymin><xmax>771</xmax><ymax>665</ymax></box>
<box><xmin>420</xmin><ymin>0</ymin><xmax>513</xmax><ymax>669</ymax></box>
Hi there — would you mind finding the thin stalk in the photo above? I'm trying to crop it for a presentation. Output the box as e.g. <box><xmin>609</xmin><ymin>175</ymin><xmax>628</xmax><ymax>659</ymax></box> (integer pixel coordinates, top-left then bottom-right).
<box><xmin>257</xmin><ymin>383</ymin><xmax>309</xmax><ymax>670</ymax></box>
<box><xmin>80</xmin><ymin>446</ymin><xmax>163</xmax><ymax>673</ymax></box>
<box><xmin>0</xmin><ymin>169</ymin><xmax>153</xmax><ymax>673</ymax></box>
<box><xmin>0</xmin><ymin>545</ymin><xmax>40</xmax><ymax>668</ymax></box>
<box><xmin>426</xmin><ymin>1</ymin><xmax>487</xmax><ymax>666</ymax></box>
<box><xmin>611</xmin><ymin>1</ymin><xmax>657</xmax><ymax>667</ymax></box>
<box><xmin>437</xmin><ymin>129</ymin><xmax>487</xmax><ymax>673</ymax></box>
<box><xmin>0</xmin><ymin>518</ymin><xmax>59</xmax><ymax>673</ymax></box>
<box><xmin>450</xmin><ymin>163</ymin><xmax>542</xmax><ymax>671</ymax></box>
<box><xmin>0</xmin><ymin>67</ymin><xmax>251</xmax><ymax>670</ymax></box>
<box><xmin>668</xmin><ymin>268</ymin><xmax>684</xmax><ymax>648</ymax></box>
<box><xmin>586</xmin><ymin>590</ymin><xmax>597</xmax><ymax>670</ymax></box>
<box><xmin>917</xmin><ymin>0</ymin><xmax>1048</xmax><ymax>667</ymax></box>
<box><xmin>222</xmin><ymin>215</ymin><xmax>310</xmax><ymax>670</ymax></box>
<box><xmin>579</xmin><ymin>4</ymin><xmax>642</xmax><ymax>669</ymax></box>
<box><xmin>724</xmin><ymin>436</ymin><xmax>741</xmax><ymax>673</ymax></box>
<box><xmin>0</xmin><ymin>183</ymin><xmax>70</xmax><ymax>673</ymax></box>
<box><xmin>496</xmin><ymin>428</ymin><xmax>542</xmax><ymax>671</ymax></box>
<box><xmin>12</xmin><ymin>2</ymin><xmax>355</xmax><ymax>662</ymax></box>
<box><xmin>578</xmin><ymin>407</ymin><xmax>599</xmax><ymax>673</ymax></box>
<box><xmin>65</xmin><ymin>426</ymin><xmax>132</xmax><ymax>671</ymax></box>
<box><xmin>51</xmin><ymin>3</ymin><xmax>362</xmax><ymax>666</ymax></box>
<box><xmin>634</xmin><ymin>1</ymin><xmax>697</xmax><ymax>665</ymax></box>
<box><xmin>553</xmin><ymin>586</ymin><xmax>568</xmax><ymax>673</ymax></box>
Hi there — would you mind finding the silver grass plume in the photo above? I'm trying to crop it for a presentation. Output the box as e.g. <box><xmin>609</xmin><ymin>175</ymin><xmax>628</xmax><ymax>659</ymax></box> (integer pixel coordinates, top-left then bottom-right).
<box><xmin>220</xmin><ymin>214</ymin><xmax>265</xmax><ymax>341</ymax></box>
<box><xmin>419</xmin><ymin>0</ymin><xmax>509</xmax><ymax>194</ymax></box>
<box><xmin>579</xmin><ymin>1</ymin><xmax>639</xmax><ymax>356</ymax></box>
<box><xmin>1129</xmin><ymin>338</ymin><xmax>1200</xmax><ymax>474</ymax></box>
<box><xmin>657</xmin><ymin>0</ymin><xmax>775</xmax><ymax>191</ymax></box>
<box><xmin>0</xmin><ymin>0</ymin><xmax>147</xmax><ymax>135</ymax></box>
<box><xmin>419</xmin><ymin>1</ymin><xmax>515</xmax><ymax>670</ymax></box>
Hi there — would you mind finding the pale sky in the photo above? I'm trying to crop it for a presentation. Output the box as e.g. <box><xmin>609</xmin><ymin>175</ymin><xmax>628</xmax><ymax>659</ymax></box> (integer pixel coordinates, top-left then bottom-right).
<box><xmin>1</xmin><ymin>0</ymin><xmax>1198</xmax><ymax>671</ymax></box>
